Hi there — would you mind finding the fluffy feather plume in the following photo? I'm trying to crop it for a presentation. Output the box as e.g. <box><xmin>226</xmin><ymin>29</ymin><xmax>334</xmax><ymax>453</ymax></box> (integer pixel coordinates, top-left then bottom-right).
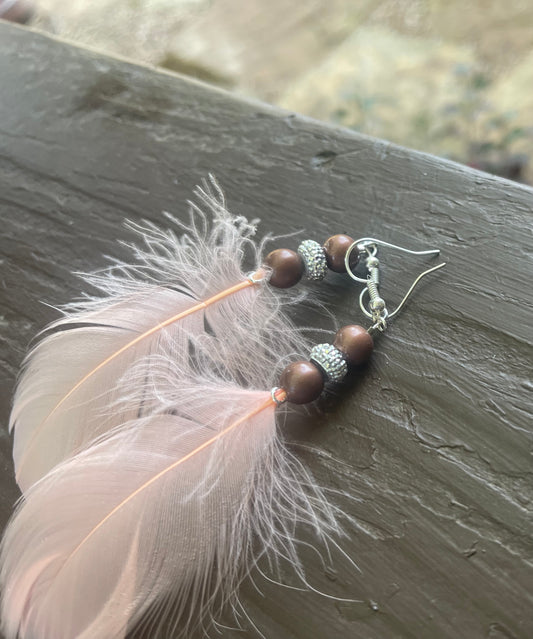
<box><xmin>11</xmin><ymin>177</ymin><xmax>283</xmax><ymax>491</ymax></box>
<box><xmin>2</xmin><ymin>179</ymin><xmax>346</xmax><ymax>639</ymax></box>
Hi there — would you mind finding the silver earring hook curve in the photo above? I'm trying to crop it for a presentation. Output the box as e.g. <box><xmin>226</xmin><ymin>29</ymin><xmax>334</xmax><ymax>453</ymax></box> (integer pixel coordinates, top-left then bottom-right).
<box><xmin>343</xmin><ymin>237</ymin><xmax>445</xmax><ymax>331</ymax></box>
<box><xmin>344</xmin><ymin>237</ymin><xmax>441</xmax><ymax>283</ymax></box>
<box><xmin>359</xmin><ymin>262</ymin><xmax>447</xmax><ymax>330</ymax></box>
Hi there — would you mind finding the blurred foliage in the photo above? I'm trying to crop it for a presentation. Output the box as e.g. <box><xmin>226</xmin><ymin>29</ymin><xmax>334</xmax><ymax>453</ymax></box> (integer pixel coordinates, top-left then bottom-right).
<box><xmin>435</xmin><ymin>65</ymin><xmax>530</xmax><ymax>180</ymax></box>
<box><xmin>333</xmin><ymin>63</ymin><xmax>531</xmax><ymax>182</ymax></box>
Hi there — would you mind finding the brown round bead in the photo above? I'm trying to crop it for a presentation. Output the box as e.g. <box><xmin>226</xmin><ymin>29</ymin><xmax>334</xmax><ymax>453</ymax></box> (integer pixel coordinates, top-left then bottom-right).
<box><xmin>279</xmin><ymin>361</ymin><xmax>324</xmax><ymax>404</ymax></box>
<box><xmin>323</xmin><ymin>234</ymin><xmax>359</xmax><ymax>273</ymax></box>
<box><xmin>333</xmin><ymin>325</ymin><xmax>374</xmax><ymax>366</ymax></box>
<box><xmin>264</xmin><ymin>248</ymin><xmax>304</xmax><ymax>288</ymax></box>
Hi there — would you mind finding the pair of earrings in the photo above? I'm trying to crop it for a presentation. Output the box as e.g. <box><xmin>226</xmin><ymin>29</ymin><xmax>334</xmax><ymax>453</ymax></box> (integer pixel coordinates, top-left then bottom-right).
<box><xmin>1</xmin><ymin>178</ymin><xmax>445</xmax><ymax>639</ymax></box>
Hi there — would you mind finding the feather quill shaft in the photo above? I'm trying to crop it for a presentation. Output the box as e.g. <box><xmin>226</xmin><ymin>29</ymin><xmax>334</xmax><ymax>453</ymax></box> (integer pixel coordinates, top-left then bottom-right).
<box><xmin>66</xmin><ymin>395</ymin><xmax>276</xmax><ymax>565</ymax></box>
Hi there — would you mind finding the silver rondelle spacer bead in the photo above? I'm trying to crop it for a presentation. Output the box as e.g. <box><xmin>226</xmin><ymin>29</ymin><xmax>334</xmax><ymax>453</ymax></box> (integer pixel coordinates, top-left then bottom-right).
<box><xmin>309</xmin><ymin>344</ymin><xmax>348</xmax><ymax>383</ymax></box>
<box><xmin>298</xmin><ymin>240</ymin><xmax>327</xmax><ymax>281</ymax></box>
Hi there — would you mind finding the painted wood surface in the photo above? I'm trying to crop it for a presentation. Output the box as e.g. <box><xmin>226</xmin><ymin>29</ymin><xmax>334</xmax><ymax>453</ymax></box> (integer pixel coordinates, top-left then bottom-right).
<box><xmin>0</xmin><ymin>23</ymin><xmax>532</xmax><ymax>639</ymax></box>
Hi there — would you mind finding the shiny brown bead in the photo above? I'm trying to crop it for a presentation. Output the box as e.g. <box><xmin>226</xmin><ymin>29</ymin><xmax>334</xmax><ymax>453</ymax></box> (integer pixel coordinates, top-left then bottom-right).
<box><xmin>323</xmin><ymin>234</ymin><xmax>359</xmax><ymax>273</ymax></box>
<box><xmin>279</xmin><ymin>361</ymin><xmax>324</xmax><ymax>404</ymax></box>
<box><xmin>333</xmin><ymin>325</ymin><xmax>374</xmax><ymax>366</ymax></box>
<box><xmin>264</xmin><ymin>248</ymin><xmax>304</xmax><ymax>288</ymax></box>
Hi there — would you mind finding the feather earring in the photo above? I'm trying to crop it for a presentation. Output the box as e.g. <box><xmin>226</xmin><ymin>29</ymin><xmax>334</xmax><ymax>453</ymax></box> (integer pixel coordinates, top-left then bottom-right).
<box><xmin>9</xmin><ymin>177</ymin><xmax>294</xmax><ymax>492</ymax></box>
<box><xmin>1</xmin><ymin>178</ymin><xmax>445</xmax><ymax>639</ymax></box>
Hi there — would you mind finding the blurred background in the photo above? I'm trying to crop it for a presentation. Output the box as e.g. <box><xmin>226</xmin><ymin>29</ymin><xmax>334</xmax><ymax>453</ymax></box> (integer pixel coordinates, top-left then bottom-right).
<box><xmin>3</xmin><ymin>0</ymin><xmax>533</xmax><ymax>183</ymax></box>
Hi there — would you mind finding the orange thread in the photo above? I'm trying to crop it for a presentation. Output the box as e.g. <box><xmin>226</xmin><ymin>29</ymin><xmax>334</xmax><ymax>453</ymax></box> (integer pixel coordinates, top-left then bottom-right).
<box><xmin>16</xmin><ymin>276</ymin><xmax>263</xmax><ymax>482</ymax></box>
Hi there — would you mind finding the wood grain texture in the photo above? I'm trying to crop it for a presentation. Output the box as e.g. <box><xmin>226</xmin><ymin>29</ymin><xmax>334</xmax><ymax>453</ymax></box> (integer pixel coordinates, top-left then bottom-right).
<box><xmin>0</xmin><ymin>23</ymin><xmax>532</xmax><ymax>639</ymax></box>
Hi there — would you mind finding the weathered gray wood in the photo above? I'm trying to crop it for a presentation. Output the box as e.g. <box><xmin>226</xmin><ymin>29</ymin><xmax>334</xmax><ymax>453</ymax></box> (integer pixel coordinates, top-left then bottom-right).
<box><xmin>0</xmin><ymin>22</ymin><xmax>532</xmax><ymax>639</ymax></box>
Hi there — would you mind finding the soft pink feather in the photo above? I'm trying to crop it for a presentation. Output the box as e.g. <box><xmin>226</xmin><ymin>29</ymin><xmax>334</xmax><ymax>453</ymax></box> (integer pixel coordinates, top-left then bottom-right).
<box><xmin>1</xmin><ymin>379</ymin><xmax>341</xmax><ymax>638</ymax></box>
<box><xmin>10</xmin><ymin>177</ymin><xmax>279</xmax><ymax>491</ymax></box>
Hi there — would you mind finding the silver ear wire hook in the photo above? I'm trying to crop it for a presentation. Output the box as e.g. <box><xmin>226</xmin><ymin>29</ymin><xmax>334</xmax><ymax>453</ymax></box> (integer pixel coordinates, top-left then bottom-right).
<box><xmin>344</xmin><ymin>238</ymin><xmax>446</xmax><ymax>332</ymax></box>
<box><xmin>344</xmin><ymin>238</ymin><xmax>441</xmax><ymax>282</ymax></box>
<box><xmin>360</xmin><ymin>262</ymin><xmax>446</xmax><ymax>331</ymax></box>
